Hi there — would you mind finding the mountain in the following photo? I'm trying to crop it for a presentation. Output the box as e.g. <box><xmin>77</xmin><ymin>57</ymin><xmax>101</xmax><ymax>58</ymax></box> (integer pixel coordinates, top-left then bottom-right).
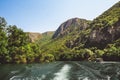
<box><xmin>40</xmin><ymin>31</ymin><xmax>54</xmax><ymax>42</ymax></box>
<box><xmin>27</xmin><ymin>31</ymin><xmax>54</xmax><ymax>43</ymax></box>
<box><xmin>37</xmin><ymin>31</ymin><xmax>54</xmax><ymax>47</ymax></box>
<box><xmin>39</xmin><ymin>18</ymin><xmax>91</xmax><ymax>61</ymax></box>
<box><xmin>1</xmin><ymin>1</ymin><xmax>120</xmax><ymax>63</ymax></box>
<box><xmin>27</xmin><ymin>32</ymin><xmax>42</xmax><ymax>42</ymax></box>
<box><xmin>52</xmin><ymin>18</ymin><xmax>91</xmax><ymax>38</ymax></box>
<box><xmin>85</xmin><ymin>1</ymin><xmax>120</xmax><ymax>49</ymax></box>
<box><xmin>39</xmin><ymin>1</ymin><xmax>120</xmax><ymax>61</ymax></box>
<box><xmin>42</xmin><ymin>31</ymin><xmax>54</xmax><ymax>37</ymax></box>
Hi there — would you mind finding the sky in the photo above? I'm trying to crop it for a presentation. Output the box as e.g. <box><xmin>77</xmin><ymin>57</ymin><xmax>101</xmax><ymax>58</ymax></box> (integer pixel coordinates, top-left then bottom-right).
<box><xmin>0</xmin><ymin>0</ymin><xmax>119</xmax><ymax>33</ymax></box>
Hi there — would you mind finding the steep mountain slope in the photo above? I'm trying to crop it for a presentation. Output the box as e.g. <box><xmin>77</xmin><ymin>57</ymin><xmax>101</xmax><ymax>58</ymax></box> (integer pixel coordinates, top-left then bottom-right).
<box><xmin>40</xmin><ymin>18</ymin><xmax>91</xmax><ymax>60</ymax></box>
<box><xmin>40</xmin><ymin>1</ymin><xmax>120</xmax><ymax>61</ymax></box>
<box><xmin>52</xmin><ymin>18</ymin><xmax>91</xmax><ymax>38</ymax></box>
<box><xmin>85</xmin><ymin>1</ymin><xmax>120</xmax><ymax>49</ymax></box>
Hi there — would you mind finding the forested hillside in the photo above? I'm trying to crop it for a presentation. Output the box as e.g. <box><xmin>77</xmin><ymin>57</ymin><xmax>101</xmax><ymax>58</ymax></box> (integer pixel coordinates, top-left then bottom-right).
<box><xmin>39</xmin><ymin>1</ymin><xmax>120</xmax><ymax>61</ymax></box>
<box><xmin>0</xmin><ymin>1</ymin><xmax>120</xmax><ymax>63</ymax></box>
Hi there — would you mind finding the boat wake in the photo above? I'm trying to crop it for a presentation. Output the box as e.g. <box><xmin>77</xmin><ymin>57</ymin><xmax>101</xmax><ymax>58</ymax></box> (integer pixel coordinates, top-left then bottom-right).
<box><xmin>53</xmin><ymin>64</ymin><xmax>71</xmax><ymax>80</ymax></box>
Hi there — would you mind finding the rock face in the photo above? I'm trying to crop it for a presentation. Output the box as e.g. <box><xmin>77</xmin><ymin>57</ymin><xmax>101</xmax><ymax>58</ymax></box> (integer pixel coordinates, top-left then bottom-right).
<box><xmin>85</xmin><ymin>1</ymin><xmax>120</xmax><ymax>49</ymax></box>
<box><xmin>52</xmin><ymin>18</ymin><xmax>90</xmax><ymax>39</ymax></box>
<box><xmin>27</xmin><ymin>32</ymin><xmax>42</xmax><ymax>42</ymax></box>
<box><xmin>90</xmin><ymin>19</ymin><xmax>120</xmax><ymax>42</ymax></box>
<box><xmin>86</xmin><ymin>20</ymin><xmax>120</xmax><ymax>48</ymax></box>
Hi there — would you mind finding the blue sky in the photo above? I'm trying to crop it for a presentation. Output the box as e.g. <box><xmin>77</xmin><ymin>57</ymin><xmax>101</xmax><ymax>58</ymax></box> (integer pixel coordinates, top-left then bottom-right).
<box><xmin>0</xmin><ymin>0</ymin><xmax>119</xmax><ymax>33</ymax></box>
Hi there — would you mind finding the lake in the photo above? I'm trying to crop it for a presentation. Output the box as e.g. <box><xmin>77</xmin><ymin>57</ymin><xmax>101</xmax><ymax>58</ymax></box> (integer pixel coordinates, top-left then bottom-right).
<box><xmin>0</xmin><ymin>61</ymin><xmax>120</xmax><ymax>80</ymax></box>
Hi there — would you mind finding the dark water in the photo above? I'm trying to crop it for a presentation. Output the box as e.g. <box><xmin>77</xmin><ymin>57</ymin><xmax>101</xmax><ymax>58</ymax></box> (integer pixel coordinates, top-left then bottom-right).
<box><xmin>0</xmin><ymin>61</ymin><xmax>120</xmax><ymax>80</ymax></box>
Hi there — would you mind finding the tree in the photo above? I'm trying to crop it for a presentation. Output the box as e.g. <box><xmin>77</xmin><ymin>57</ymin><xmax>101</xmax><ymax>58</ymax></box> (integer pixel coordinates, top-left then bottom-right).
<box><xmin>0</xmin><ymin>17</ymin><xmax>8</xmax><ymax>63</ymax></box>
<box><xmin>7</xmin><ymin>25</ymin><xmax>30</xmax><ymax>47</ymax></box>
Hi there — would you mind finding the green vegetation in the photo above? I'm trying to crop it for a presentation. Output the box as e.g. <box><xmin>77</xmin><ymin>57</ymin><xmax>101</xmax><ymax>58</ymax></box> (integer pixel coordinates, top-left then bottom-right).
<box><xmin>0</xmin><ymin>17</ymin><xmax>8</xmax><ymax>63</ymax></box>
<box><xmin>38</xmin><ymin>21</ymin><xmax>93</xmax><ymax>61</ymax></box>
<box><xmin>0</xmin><ymin>1</ymin><xmax>120</xmax><ymax>63</ymax></box>
<box><xmin>37</xmin><ymin>31</ymin><xmax>54</xmax><ymax>47</ymax></box>
<box><xmin>91</xmin><ymin>1</ymin><xmax>120</xmax><ymax>29</ymax></box>
<box><xmin>0</xmin><ymin>17</ymin><xmax>54</xmax><ymax>64</ymax></box>
<box><xmin>38</xmin><ymin>1</ymin><xmax>120</xmax><ymax>62</ymax></box>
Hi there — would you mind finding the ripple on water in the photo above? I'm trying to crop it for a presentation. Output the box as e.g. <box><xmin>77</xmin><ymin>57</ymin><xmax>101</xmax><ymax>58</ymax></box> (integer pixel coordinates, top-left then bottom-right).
<box><xmin>37</xmin><ymin>74</ymin><xmax>46</xmax><ymax>80</ymax></box>
<box><xmin>10</xmin><ymin>76</ymin><xmax>22</xmax><ymax>80</ymax></box>
<box><xmin>11</xmin><ymin>70</ymin><xmax>19</xmax><ymax>74</ymax></box>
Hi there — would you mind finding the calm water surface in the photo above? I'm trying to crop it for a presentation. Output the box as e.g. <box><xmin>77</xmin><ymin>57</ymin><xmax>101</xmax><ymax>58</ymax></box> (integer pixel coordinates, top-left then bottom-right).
<box><xmin>0</xmin><ymin>61</ymin><xmax>120</xmax><ymax>80</ymax></box>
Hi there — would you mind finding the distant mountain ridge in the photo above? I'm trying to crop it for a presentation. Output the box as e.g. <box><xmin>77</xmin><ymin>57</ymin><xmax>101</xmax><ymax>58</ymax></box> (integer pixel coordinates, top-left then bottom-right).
<box><xmin>27</xmin><ymin>31</ymin><xmax>54</xmax><ymax>42</ymax></box>
<box><xmin>42</xmin><ymin>31</ymin><xmax>54</xmax><ymax>37</ymax></box>
<box><xmin>27</xmin><ymin>32</ymin><xmax>42</xmax><ymax>42</ymax></box>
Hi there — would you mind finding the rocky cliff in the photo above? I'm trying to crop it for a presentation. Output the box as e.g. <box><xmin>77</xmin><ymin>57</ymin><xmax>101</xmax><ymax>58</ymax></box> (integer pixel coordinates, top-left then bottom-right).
<box><xmin>85</xmin><ymin>1</ymin><xmax>120</xmax><ymax>49</ymax></box>
<box><xmin>39</xmin><ymin>1</ymin><xmax>120</xmax><ymax>61</ymax></box>
<box><xmin>52</xmin><ymin>18</ymin><xmax>91</xmax><ymax>39</ymax></box>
